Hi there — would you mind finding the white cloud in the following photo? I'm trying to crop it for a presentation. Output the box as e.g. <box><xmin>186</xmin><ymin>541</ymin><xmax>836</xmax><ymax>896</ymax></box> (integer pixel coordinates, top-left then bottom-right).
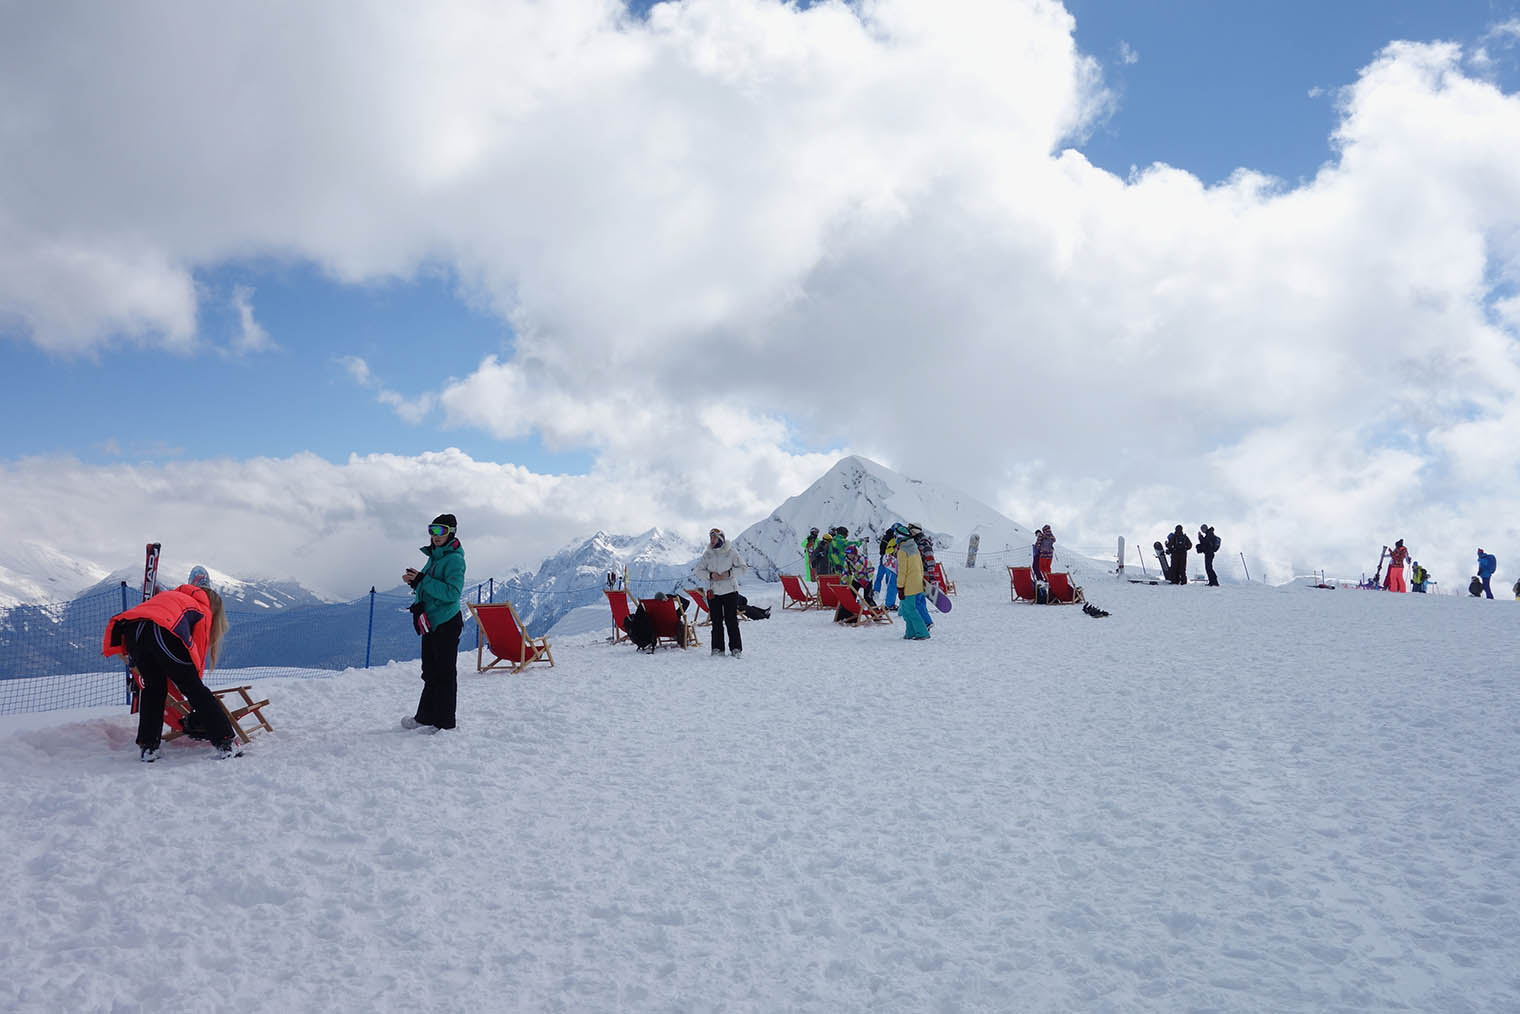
<box><xmin>2</xmin><ymin>2</ymin><xmax>1519</xmax><ymax>592</ymax></box>
<box><xmin>338</xmin><ymin>354</ymin><xmax>436</xmax><ymax>424</ymax></box>
<box><xmin>1118</xmin><ymin>41</ymin><xmax>1139</xmax><ymax>65</ymax></box>
<box><xmin>228</xmin><ymin>285</ymin><xmax>274</xmax><ymax>354</ymax></box>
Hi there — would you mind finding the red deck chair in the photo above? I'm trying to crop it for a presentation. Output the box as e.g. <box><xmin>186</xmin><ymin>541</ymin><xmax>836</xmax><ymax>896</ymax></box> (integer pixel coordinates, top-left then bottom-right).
<box><xmin>685</xmin><ymin>588</ymin><xmax>713</xmax><ymax>626</ymax></box>
<box><xmin>129</xmin><ymin>667</ymin><xmax>274</xmax><ymax>746</ymax></box>
<box><xmin>930</xmin><ymin>562</ymin><xmax>956</xmax><ymax>595</ymax></box>
<box><xmin>816</xmin><ymin>573</ymin><xmax>843</xmax><ymax>609</ymax></box>
<box><xmin>779</xmin><ymin>574</ymin><xmax>819</xmax><ymax>610</ymax></box>
<box><xmin>1009</xmin><ymin>566</ymin><xmax>1037</xmax><ymax>602</ymax></box>
<box><xmin>605</xmin><ymin>589</ymin><xmax>633</xmax><ymax>644</ymax></box>
<box><xmin>467</xmin><ymin>601</ymin><xmax>555</xmax><ymax>673</ymax></box>
<box><xmin>831</xmin><ymin>582</ymin><xmax>892</xmax><ymax>625</ymax></box>
<box><xmin>1046</xmin><ymin>573</ymin><xmax>1080</xmax><ymax>604</ymax></box>
<box><xmin>639</xmin><ymin>597</ymin><xmax>698</xmax><ymax>649</ymax></box>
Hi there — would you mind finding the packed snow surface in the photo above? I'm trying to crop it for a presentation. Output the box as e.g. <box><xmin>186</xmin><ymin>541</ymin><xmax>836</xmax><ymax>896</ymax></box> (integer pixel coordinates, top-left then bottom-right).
<box><xmin>2</xmin><ymin>568</ymin><xmax>1517</xmax><ymax>1013</ymax></box>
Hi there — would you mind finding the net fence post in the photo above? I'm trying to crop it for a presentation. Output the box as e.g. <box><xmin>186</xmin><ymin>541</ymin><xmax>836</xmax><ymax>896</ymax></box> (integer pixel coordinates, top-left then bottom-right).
<box><xmin>365</xmin><ymin>586</ymin><xmax>376</xmax><ymax>668</ymax></box>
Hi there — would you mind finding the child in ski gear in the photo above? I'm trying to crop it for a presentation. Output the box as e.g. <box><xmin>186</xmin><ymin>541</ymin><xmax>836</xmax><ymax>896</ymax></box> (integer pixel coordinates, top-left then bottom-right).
<box><xmin>1196</xmin><ymin>525</ymin><xmax>1220</xmax><ymax>586</ymax></box>
<box><xmin>1411</xmin><ymin>562</ymin><xmax>1429</xmax><ymax>593</ymax></box>
<box><xmin>1476</xmin><ymin>549</ymin><xmax>1497</xmax><ymax>599</ymax></box>
<box><xmin>402</xmin><ymin>514</ymin><xmax>466</xmax><ymax>731</ymax></box>
<box><xmin>895</xmin><ymin>533</ymin><xmax>931</xmax><ymax>640</ymax></box>
<box><xmin>802</xmin><ymin>528</ymin><xmax>820</xmax><ymax>581</ymax></box>
<box><xmin>1165</xmin><ymin>526</ymin><xmax>1192</xmax><ymax>584</ymax></box>
<box><xmin>1032</xmin><ymin>526</ymin><xmax>1055</xmax><ymax>580</ymax></box>
<box><xmin>698</xmin><ymin>528</ymin><xmax>748</xmax><ymax>657</ymax></box>
<box><xmin>1469</xmin><ymin>576</ymin><xmax>1485</xmax><ymax>597</ymax></box>
<box><xmin>103</xmin><ymin>581</ymin><xmax>234</xmax><ymax>760</ymax></box>
<box><xmin>1384</xmin><ymin>540</ymin><xmax>1409</xmax><ymax>593</ymax></box>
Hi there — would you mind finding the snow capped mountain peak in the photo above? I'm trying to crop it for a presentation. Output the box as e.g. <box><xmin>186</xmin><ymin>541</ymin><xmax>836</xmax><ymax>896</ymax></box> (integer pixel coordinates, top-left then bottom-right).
<box><xmin>0</xmin><ymin>540</ymin><xmax>113</xmax><ymax>609</ymax></box>
<box><xmin>733</xmin><ymin>455</ymin><xmax>1034</xmax><ymax>580</ymax></box>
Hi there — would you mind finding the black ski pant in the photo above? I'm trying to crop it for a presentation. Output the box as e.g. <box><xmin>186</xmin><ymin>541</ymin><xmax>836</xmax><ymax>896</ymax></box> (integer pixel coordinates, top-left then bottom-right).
<box><xmin>710</xmin><ymin>591</ymin><xmax>742</xmax><ymax>653</ymax></box>
<box><xmin>416</xmin><ymin>612</ymin><xmax>463</xmax><ymax>729</ymax></box>
<box><xmin>1203</xmin><ymin>552</ymin><xmax>1218</xmax><ymax>586</ymax></box>
<box><xmin>125</xmin><ymin>620</ymin><xmax>234</xmax><ymax>750</ymax></box>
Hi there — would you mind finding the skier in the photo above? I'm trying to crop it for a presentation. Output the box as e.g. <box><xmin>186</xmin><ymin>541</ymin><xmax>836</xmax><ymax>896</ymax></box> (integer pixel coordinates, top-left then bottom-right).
<box><xmin>1196</xmin><ymin>524</ymin><xmax>1221</xmax><ymax>587</ymax></box>
<box><xmin>873</xmin><ymin>529</ymin><xmax>899</xmax><ymax>610</ymax></box>
<box><xmin>698</xmin><ymin>527</ymin><xmax>748</xmax><ymax>658</ymax></box>
<box><xmin>826</xmin><ymin>526</ymin><xmax>855</xmax><ymax>575</ymax></box>
<box><xmin>1165</xmin><ymin>525</ymin><xmax>1193</xmax><ymax>584</ymax></box>
<box><xmin>1383</xmin><ymin>539</ymin><xmax>1409</xmax><ymax>593</ymax></box>
<box><xmin>402</xmin><ymin>514</ymin><xmax>466</xmax><ymax>732</ymax></box>
<box><xmin>102</xmin><ymin>576</ymin><xmax>235</xmax><ymax>761</ymax></box>
<box><xmin>895</xmin><ymin>531</ymin><xmax>931</xmax><ymax>640</ymax></box>
<box><xmin>1032</xmin><ymin>525</ymin><xmax>1055</xmax><ymax>581</ymax></box>
<box><xmin>801</xmin><ymin>528</ymin><xmax>820</xmax><ymax>581</ymax></box>
<box><xmin>1476</xmin><ymin>548</ymin><xmax>1497</xmax><ymax>599</ymax></box>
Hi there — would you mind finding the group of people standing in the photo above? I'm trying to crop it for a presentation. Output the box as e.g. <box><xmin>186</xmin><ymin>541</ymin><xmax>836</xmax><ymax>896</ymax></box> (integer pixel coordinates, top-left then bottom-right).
<box><xmin>1378</xmin><ymin>541</ymin><xmax>1505</xmax><ymax>598</ymax></box>
<box><xmin>801</xmin><ymin>523</ymin><xmax>939</xmax><ymax>639</ymax></box>
<box><xmin>1159</xmin><ymin>524</ymin><xmax>1222</xmax><ymax>586</ymax></box>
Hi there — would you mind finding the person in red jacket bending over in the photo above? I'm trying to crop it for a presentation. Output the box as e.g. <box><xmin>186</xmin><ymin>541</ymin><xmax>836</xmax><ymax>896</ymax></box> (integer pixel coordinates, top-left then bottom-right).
<box><xmin>1383</xmin><ymin>539</ymin><xmax>1410</xmax><ymax>593</ymax></box>
<box><xmin>103</xmin><ymin>573</ymin><xmax>232</xmax><ymax>761</ymax></box>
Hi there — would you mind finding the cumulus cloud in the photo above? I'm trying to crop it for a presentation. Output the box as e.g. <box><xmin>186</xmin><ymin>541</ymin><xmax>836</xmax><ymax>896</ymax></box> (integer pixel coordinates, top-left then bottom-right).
<box><xmin>2</xmin><ymin>1</ymin><xmax>1519</xmax><ymax>591</ymax></box>
<box><xmin>228</xmin><ymin>285</ymin><xmax>274</xmax><ymax>355</ymax></box>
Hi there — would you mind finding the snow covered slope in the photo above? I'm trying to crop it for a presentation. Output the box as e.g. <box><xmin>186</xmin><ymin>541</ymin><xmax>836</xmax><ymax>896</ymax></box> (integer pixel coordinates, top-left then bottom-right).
<box><xmin>0</xmin><ymin>541</ymin><xmax>110</xmax><ymax>609</ymax></box>
<box><xmin>5</xmin><ymin>571</ymin><xmax>1517</xmax><ymax>1011</ymax></box>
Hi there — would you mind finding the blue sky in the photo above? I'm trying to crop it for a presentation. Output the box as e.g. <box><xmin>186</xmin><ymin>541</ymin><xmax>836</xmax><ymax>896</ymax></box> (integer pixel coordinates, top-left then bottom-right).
<box><xmin>2</xmin><ymin>0</ymin><xmax>1519</xmax><ymax>596</ymax></box>
<box><xmin>5</xmin><ymin>0</ymin><xmax>1512</xmax><ymax>471</ymax></box>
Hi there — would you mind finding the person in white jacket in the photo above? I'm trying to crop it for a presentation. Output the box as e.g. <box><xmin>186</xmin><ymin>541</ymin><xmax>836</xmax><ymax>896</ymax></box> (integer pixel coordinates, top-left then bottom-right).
<box><xmin>698</xmin><ymin>528</ymin><xmax>749</xmax><ymax>658</ymax></box>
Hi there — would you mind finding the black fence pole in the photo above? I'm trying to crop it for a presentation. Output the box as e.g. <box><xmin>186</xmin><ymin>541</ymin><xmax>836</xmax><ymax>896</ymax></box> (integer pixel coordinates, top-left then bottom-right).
<box><xmin>365</xmin><ymin>587</ymin><xmax>376</xmax><ymax>668</ymax></box>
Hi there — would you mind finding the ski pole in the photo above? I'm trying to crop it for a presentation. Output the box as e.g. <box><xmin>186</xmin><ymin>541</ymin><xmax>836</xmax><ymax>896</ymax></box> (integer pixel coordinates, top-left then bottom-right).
<box><xmin>1239</xmin><ymin>553</ymin><xmax>1250</xmax><ymax>582</ymax></box>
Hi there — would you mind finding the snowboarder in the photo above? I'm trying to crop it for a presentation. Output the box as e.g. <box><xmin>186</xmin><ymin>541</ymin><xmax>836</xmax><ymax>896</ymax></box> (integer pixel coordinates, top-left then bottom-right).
<box><xmin>1032</xmin><ymin>525</ymin><xmax>1055</xmax><ymax>581</ymax></box>
<box><xmin>1196</xmin><ymin>525</ymin><xmax>1221</xmax><ymax>587</ymax></box>
<box><xmin>1165</xmin><ymin>526</ymin><xmax>1192</xmax><ymax>584</ymax></box>
<box><xmin>1476</xmin><ymin>549</ymin><xmax>1497</xmax><ymax>599</ymax></box>
<box><xmin>698</xmin><ymin>527</ymin><xmax>748</xmax><ymax>658</ymax></box>
<box><xmin>1384</xmin><ymin>540</ymin><xmax>1409</xmax><ymax>593</ymax></box>
<box><xmin>402</xmin><ymin>514</ymin><xmax>466</xmax><ymax>732</ymax></box>
<box><xmin>906</xmin><ymin>523</ymin><xmax>936</xmax><ymax>630</ymax></box>
<box><xmin>895</xmin><ymin>532</ymin><xmax>931</xmax><ymax>640</ymax></box>
<box><xmin>102</xmin><ymin>577</ymin><xmax>235</xmax><ymax>761</ymax></box>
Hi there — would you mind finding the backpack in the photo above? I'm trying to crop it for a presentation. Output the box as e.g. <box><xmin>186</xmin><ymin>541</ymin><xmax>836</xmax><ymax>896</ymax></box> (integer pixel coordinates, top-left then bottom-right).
<box><xmin>1469</xmin><ymin>576</ymin><xmax>1484</xmax><ymax>597</ymax></box>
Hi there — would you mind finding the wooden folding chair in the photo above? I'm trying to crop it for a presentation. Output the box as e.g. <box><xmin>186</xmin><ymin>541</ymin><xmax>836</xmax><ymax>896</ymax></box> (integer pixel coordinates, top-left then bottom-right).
<box><xmin>131</xmin><ymin>668</ymin><xmax>274</xmax><ymax>746</ymax></box>
<box><xmin>639</xmin><ymin>597</ymin><xmax>698</xmax><ymax>649</ymax></box>
<box><xmin>1009</xmin><ymin>566</ymin><xmax>1037</xmax><ymax>603</ymax></box>
<box><xmin>816</xmin><ymin>573</ymin><xmax>843</xmax><ymax>609</ymax></box>
<box><xmin>832</xmin><ymin>582</ymin><xmax>892</xmax><ymax>625</ymax></box>
<box><xmin>685</xmin><ymin>588</ymin><xmax>714</xmax><ymax>626</ymax></box>
<box><xmin>1046</xmin><ymin>573</ymin><xmax>1081</xmax><ymax>604</ymax></box>
<box><xmin>605</xmin><ymin>589</ymin><xmax>633</xmax><ymax>644</ymax></box>
<box><xmin>930</xmin><ymin>562</ymin><xmax>956</xmax><ymax>595</ymax></box>
<box><xmin>467</xmin><ymin>601</ymin><xmax>555</xmax><ymax>673</ymax></box>
<box><xmin>778</xmin><ymin>574</ymin><xmax>819</xmax><ymax>610</ymax></box>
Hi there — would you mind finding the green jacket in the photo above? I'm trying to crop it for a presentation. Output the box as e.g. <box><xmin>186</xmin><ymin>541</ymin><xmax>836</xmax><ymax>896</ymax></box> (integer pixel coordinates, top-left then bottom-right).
<box><xmin>413</xmin><ymin>539</ymin><xmax>466</xmax><ymax>625</ymax></box>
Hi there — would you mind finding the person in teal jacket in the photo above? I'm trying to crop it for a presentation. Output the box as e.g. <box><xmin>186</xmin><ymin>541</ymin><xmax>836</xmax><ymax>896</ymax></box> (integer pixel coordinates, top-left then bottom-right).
<box><xmin>401</xmin><ymin>513</ymin><xmax>466</xmax><ymax>732</ymax></box>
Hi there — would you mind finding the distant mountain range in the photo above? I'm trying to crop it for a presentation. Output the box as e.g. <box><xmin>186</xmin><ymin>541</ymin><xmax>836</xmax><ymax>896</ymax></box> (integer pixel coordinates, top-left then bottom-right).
<box><xmin>1</xmin><ymin>456</ymin><xmax>1050</xmax><ymax>680</ymax></box>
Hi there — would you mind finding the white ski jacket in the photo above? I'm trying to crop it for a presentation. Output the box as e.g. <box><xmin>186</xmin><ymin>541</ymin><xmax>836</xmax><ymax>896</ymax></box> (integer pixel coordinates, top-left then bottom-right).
<box><xmin>698</xmin><ymin>542</ymin><xmax>748</xmax><ymax>596</ymax></box>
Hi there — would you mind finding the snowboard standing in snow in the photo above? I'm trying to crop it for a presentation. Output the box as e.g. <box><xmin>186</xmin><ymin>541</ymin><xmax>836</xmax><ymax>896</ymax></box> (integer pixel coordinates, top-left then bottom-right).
<box><xmin>1153</xmin><ymin>541</ymin><xmax>1169</xmax><ymax>582</ymax></box>
<box><xmin>965</xmin><ymin>534</ymin><xmax>980</xmax><ymax>569</ymax></box>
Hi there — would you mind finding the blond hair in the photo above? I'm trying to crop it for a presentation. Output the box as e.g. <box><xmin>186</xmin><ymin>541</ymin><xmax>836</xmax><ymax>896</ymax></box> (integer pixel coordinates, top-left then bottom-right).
<box><xmin>203</xmin><ymin>588</ymin><xmax>229</xmax><ymax>671</ymax></box>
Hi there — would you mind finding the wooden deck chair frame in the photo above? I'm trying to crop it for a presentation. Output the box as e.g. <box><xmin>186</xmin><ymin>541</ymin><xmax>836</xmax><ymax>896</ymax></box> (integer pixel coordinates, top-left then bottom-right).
<box><xmin>685</xmin><ymin>588</ymin><xmax>713</xmax><ymax>626</ymax></box>
<box><xmin>931</xmin><ymin>562</ymin><xmax>957</xmax><ymax>595</ymax></box>
<box><xmin>816</xmin><ymin>573</ymin><xmax>844</xmax><ymax>609</ymax></box>
<box><xmin>1009</xmin><ymin>566</ymin><xmax>1037</xmax><ymax>603</ymax></box>
<box><xmin>1046</xmin><ymin>572</ymin><xmax>1082</xmax><ymax>605</ymax></box>
<box><xmin>131</xmin><ymin>667</ymin><xmax>274</xmax><ymax>746</ymax></box>
<box><xmin>605</xmin><ymin>588</ymin><xmax>633</xmax><ymax>644</ymax></box>
<box><xmin>639</xmin><ymin>597</ymin><xmax>699</xmax><ymax>649</ymax></box>
<box><xmin>831</xmin><ymin>582</ymin><xmax>892</xmax><ymax>625</ymax></box>
<box><xmin>778</xmin><ymin>574</ymin><xmax>819</xmax><ymax>610</ymax></box>
<box><xmin>467</xmin><ymin>601</ymin><xmax>556</xmax><ymax>673</ymax></box>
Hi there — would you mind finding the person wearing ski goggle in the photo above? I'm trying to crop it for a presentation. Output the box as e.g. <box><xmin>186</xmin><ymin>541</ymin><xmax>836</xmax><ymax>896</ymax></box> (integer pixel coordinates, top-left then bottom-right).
<box><xmin>401</xmin><ymin>513</ymin><xmax>466</xmax><ymax>733</ymax></box>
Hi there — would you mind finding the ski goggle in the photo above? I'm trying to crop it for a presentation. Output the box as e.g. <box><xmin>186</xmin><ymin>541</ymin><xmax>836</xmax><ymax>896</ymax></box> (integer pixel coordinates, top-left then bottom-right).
<box><xmin>427</xmin><ymin>524</ymin><xmax>454</xmax><ymax>538</ymax></box>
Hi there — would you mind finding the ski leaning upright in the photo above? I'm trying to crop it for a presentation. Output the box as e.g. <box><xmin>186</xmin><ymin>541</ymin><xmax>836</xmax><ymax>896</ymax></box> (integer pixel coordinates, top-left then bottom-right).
<box><xmin>129</xmin><ymin>542</ymin><xmax>162</xmax><ymax>712</ymax></box>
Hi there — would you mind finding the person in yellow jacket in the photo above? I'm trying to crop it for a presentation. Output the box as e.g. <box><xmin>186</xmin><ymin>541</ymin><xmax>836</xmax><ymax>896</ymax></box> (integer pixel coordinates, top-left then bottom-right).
<box><xmin>896</xmin><ymin>533</ymin><xmax>931</xmax><ymax>640</ymax></box>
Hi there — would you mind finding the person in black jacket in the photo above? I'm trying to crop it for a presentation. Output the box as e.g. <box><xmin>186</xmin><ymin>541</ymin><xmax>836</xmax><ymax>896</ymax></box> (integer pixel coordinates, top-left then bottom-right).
<box><xmin>1165</xmin><ymin>525</ymin><xmax>1192</xmax><ymax>584</ymax></box>
<box><xmin>1196</xmin><ymin>524</ymin><xmax>1220</xmax><ymax>586</ymax></box>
